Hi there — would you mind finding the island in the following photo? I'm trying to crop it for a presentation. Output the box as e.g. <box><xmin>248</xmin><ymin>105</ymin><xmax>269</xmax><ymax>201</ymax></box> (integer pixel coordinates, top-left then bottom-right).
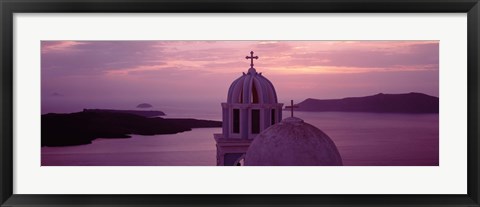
<box><xmin>82</xmin><ymin>109</ymin><xmax>165</xmax><ymax>117</ymax></box>
<box><xmin>42</xmin><ymin>110</ymin><xmax>222</xmax><ymax>147</ymax></box>
<box><xmin>291</xmin><ymin>92</ymin><xmax>439</xmax><ymax>113</ymax></box>
<box><xmin>136</xmin><ymin>103</ymin><xmax>153</xmax><ymax>108</ymax></box>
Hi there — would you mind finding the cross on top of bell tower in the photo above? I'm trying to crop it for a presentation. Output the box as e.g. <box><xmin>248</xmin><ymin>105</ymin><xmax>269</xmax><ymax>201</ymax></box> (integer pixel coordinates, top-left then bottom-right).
<box><xmin>245</xmin><ymin>51</ymin><xmax>259</xmax><ymax>69</ymax></box>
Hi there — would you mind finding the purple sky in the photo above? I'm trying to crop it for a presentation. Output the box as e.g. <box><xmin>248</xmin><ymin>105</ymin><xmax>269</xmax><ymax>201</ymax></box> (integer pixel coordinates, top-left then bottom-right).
<box><xmin>41</xmin><ymin>41</ymin><xmax>439</xmax><ymax>114</ymax></box>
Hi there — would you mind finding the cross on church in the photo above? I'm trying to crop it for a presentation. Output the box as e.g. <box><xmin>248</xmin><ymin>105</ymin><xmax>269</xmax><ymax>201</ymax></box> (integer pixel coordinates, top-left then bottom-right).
<box><xmin>285</xmin><ymin>100</ymin><xmax>299</xmax><ymax>117</ymax></box>
<box><xmin>245</xmin><ymin>51</ymin><xmax>259</xmax><ymax>68</ymax></box>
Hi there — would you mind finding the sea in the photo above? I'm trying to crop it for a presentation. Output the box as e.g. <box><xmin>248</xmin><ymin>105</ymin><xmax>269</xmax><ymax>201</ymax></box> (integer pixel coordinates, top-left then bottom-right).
<box><xmin>41</xmin><ymin>110</ymin><xmax>439</xmax><ymax>166</ymax></box>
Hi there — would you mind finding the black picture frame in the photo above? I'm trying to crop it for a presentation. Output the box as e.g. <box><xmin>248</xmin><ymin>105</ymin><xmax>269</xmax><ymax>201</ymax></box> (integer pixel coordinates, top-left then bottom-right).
<box><xmin>1</xmin><ymin>0</ymin><xmax>479</xmax><ymax>206</ymax></box>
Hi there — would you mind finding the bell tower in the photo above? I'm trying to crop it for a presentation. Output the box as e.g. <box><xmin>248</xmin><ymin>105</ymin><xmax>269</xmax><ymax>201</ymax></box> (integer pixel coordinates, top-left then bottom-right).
<box><xmin>213</xmin><ymin>51</ymin><xmax>284</xmax><ymax>166</ymax></box>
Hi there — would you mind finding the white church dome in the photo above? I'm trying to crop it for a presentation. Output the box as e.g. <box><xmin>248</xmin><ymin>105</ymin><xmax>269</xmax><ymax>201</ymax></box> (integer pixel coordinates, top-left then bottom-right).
<box><xmin>244</xmin><ymin>117</ymin><xmax>343</xmax><ymax>166</ymax></box>
<box><xmin>226</xmin><ymin>67</ymin><xmax>278</xmax><ymax>104</ymax></box>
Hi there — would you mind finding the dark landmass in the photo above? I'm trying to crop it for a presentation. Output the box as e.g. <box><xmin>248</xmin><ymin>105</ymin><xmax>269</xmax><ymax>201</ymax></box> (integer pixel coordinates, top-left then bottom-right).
<box><xmin>83</xmin><ymin>108</ymin><xmax>165</xmax><ymax>117</ymax></box>
<box><xmin>291</xmin><ymin>92</ymin><xmax>438</xmax><ymax>113</ymax></box>
<box><xmin>42</xmin><ymin>110</ymin><xmax>222</xmax><ymax>147</ymax></box>
<box><xmin>137</xmin><ymin>103</ymin><xmax>153</xmax><ymax>108</ymax></box>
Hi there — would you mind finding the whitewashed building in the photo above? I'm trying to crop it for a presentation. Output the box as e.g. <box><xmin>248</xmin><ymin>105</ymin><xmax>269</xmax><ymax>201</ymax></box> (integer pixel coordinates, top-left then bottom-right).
<box><xmin>214</xmin><ymin>51</ymin><xmax>284</xmax><ymax>166</ymax></box>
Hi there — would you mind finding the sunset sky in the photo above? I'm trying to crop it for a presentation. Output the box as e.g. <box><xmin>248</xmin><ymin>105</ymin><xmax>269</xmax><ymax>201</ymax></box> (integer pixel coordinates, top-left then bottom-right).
<box><xmin>41</xmin><ymin>41</ymin><xmax>439</xmax><ymax>114</ymax></box>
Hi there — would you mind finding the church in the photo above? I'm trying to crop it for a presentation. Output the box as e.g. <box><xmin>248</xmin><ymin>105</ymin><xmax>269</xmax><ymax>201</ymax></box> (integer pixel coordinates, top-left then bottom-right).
<box><xmin>213</xmin><ymin>51</ymin><xmax>343</xmax><ymax>166</ymax></box>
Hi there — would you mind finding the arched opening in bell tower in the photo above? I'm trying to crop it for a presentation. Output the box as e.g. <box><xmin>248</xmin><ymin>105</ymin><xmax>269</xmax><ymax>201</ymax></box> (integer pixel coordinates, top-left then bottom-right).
<box><xmin>251</xmin><ymin>83</ymin><xmax>259</xmax><ymax>103</ymax></box>
<box><xmin>233</xmin><ymin>109</ymin><xmax>240</xmax><ymax>133</ymax></box>
<box><xmin>239</xmin><ymin>88</ymin><xmax>243</xmax><ymax>103</ymax></box>
<box><xmin>251</xmin><ymin>109</ymin><xmax>260</xmax><ymax>134</ymax></box>
<box><xmin>271</xmin><ymin>109</ymin><xmax>276</xmax><ymax>125</ymax></box>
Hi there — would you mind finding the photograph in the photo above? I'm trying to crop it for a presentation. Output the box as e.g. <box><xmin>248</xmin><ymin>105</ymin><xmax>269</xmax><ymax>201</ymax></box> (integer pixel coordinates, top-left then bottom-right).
<box><xmin>3</xmin><ymin>0</ymin><xmax>478</xmax><ymax>206</ymax></box>
<box><xmin>41</xmin><ymin>40</ymin><xmax>439</xmax><ymax>166</ymax></box>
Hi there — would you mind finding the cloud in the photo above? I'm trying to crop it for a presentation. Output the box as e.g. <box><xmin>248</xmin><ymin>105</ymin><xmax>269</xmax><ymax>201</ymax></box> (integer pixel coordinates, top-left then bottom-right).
<box><xmin>42</xmin><ymin>41</ymin><xmax>169</xmax><ymax>76</ymax></box>
<box><xmin>41</xmin><ymin>41</ymin><xmax>87</xmax><ymax>53</ymax></box>
<box><xmin>262</xmin><ymin>42</ymin><xmax>439</xmax><ymax>72</ymax></box>
<box><xmin>42</xmin><ymin>41</ymin><xmax>439</xmax><ymax>80</ymax></box>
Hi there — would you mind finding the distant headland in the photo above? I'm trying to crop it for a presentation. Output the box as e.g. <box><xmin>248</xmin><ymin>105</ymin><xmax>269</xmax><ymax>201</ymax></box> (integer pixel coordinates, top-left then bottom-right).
<box><xmin>291</xmin><ymin>92</ymin><xmax>439</xmax><ymax>113</ymax></box>
<box><xmin>42</xmin><ymin>109</ymin><xmax>221</xmax><ymax>147</ymax></box>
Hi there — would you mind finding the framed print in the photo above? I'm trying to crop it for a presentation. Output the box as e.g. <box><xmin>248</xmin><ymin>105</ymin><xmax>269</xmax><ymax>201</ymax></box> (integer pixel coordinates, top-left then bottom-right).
<box><xmin>1</xmin><ymin>0</ymin><xmax>479</xmax><ymax>206</ymax></box>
